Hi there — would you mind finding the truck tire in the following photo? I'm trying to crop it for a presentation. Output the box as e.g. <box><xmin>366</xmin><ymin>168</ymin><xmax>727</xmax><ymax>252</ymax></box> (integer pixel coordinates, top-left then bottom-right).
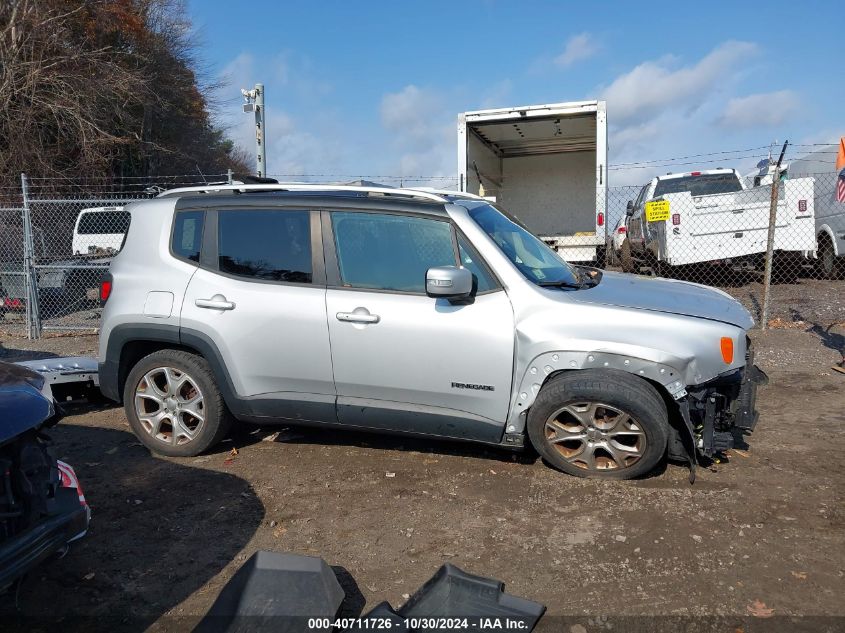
<box><xmin>527</xmin><ymin>369</ymin><xmax>669</xmax><ymax>480</ymax></box>
<box><xmin>595</xmin><ymin>246</ymin><xmax>607</xmax><ymax>269</ymax></box>
<box><xmin>620</xmin><ymin>239</ymin><xmax>636</xmax><ymax>273</ymax></box>
<box><xmin>653</xmin><ymin>258</ymin><xmax>674</xmax><ymax>279</ymax></box>
<box><xmin>123</xmin><ymin>349</ymin><xmax>233</xmax><ymax>457</ymax></box>
<box><xmin>817</xmin><ymin>235</ymin><xmax>842</xmax><ymax>280</ymax></box>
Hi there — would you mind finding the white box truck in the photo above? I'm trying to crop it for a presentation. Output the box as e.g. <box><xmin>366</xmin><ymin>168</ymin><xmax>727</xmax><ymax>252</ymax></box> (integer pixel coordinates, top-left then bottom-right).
<box><xmin>458</xmin><ymin>100</ymin><xmax>607</xmax><ymax>264</ymax></box>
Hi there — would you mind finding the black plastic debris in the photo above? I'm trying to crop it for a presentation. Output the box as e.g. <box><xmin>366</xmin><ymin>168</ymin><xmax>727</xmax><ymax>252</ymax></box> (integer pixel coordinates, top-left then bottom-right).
<box><xmin>196</xmin><ymin>553</ymin><xmax>545</xmax><ymax>633</ymax></box>
<box><xmin>194</xmin><ymin>551</ymin><xmax>344</xmax><ymax>633</ymax></box>
<box><xmin>402</xmin><ymin>563</ymin><xmax>545</xmax><ymax>620</ymax></box>
<box><xmin>347</xmin><ymin>564</ymin><xmax>545</xmax><ymax>633</ymax></box>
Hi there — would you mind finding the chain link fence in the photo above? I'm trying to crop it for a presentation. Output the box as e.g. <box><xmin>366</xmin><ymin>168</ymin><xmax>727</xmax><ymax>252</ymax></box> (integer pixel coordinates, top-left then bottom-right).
<box><xmin>1</xmin><ymin>171</ymin><xmax>843</xmax><ymax>339</ymax></box>
<box><xmin>0</xmin><ymin>174</ymin><xmax>230</xmax><ymax>337</ymax></box>
<box><xmin>603</xmin><ymin>171</ymin><xmax>844</xmax><ymax>327</ymax></box>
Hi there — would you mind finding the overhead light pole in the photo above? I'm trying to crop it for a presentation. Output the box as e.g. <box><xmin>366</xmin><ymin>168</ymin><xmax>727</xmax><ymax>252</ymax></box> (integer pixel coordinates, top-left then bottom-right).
<box><xmin>241</xmin><ymin>83</ymin><xmax>267</xmax><ymax>177</ymax></box>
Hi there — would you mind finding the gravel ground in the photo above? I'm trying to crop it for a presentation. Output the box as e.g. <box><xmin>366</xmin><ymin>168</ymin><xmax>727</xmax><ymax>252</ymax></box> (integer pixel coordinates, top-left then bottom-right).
<box><xmin>0</xmin><ymin>281</ymin><xmax>843</xmax><ymax>632</ymax></box>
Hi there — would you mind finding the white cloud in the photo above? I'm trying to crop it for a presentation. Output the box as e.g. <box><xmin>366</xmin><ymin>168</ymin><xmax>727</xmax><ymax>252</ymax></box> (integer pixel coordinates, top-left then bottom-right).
<box><xmin>601</xmin><ymin>41</ymin><xmax>758</xmax><ymax>125</ymax></box>
<box><xmin>379</xmin><ymin>85</ymin><xmax>455</xmax><ymax>182</ymax></box>
<box><xmin>380</xmin><ymin>85</ymin><xmax>443</xmax><ymax>146</ymax></box>
<box><xmin>554</xmin><ymin>33</ymin><xmax>598</xmax><ymax>68</ymax></box>
<box><xmin>717</xmin><ymin>90</ymin><xmax>801</xmax><ymax>128</ymax></box>
<box><xmin>480</xmin><ymin>79</ymin><xmax>513</xmax><ymax>109</ymax></box>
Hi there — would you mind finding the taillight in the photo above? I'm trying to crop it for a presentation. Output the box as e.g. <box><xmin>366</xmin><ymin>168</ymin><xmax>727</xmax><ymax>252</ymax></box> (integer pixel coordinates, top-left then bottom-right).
<box><xmin>671</xmin><ymin>213</ymin><xmax>680</xmax><ymax>225</ymax></box>
<box><xmin>690</xmin><ymin>171</ymin><xmax>701</xmax><ymax>176</ymax></box>
<box><xmin>597</xmin><ymin>212</ymin><xmax>605</xmax><ymax>227</ymax></box>
<box><xmin>618</xmin><ymin>226</ymin><xmax>627</xmax><ymax>234</ymax></box>
<box><xmin>99</xmin><ymin>273</ymin><xmax>113</xmax><ymax>305</ymax></box>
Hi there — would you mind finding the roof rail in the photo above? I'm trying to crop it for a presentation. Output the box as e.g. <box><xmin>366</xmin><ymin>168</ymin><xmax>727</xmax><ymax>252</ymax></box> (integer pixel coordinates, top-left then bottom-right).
<box><xmin>409</xmin><ymin>187</ymin><xmax>486</xmax><ymax>201</ymax></box>
<box><xmin>157</xmin><ymin>183</ymin><xmax>449</xmax><ymax>203</ymax></box>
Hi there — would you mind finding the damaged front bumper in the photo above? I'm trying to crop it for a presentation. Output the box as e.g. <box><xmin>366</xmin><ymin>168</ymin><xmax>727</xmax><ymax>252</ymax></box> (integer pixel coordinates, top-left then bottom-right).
<box><xmin>682</xmin><ymin>349</ymin><xmax>769</xmax><ymax>459</ymax></box>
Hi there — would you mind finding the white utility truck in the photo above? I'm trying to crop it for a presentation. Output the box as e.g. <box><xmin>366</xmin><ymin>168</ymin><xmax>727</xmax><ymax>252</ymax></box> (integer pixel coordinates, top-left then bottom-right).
<box><xmin>776</xmin><ymin>144</ymin><xmax>845</xmax><ymax>279</ymax></box>
<box><xmin>622</xmin><ymin>168</ymin><xmax>816</xmax><ymax>276</ymax></box>
<box><xmin>458</xmin><ymin>100</ymin><xmax>607</xmax><ymax>264</ymax></box>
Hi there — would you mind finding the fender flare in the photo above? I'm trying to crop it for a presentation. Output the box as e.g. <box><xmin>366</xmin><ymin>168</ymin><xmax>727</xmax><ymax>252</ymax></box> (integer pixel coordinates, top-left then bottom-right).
<box><xmin>504</xmin><ymin>350</ymin><xmax>688</xmax><ymax>434</ymax></box>
<box><xmin>99</xmin><ymin>324</ymin><xmax>243</xmax><ymax>415</ymax></box>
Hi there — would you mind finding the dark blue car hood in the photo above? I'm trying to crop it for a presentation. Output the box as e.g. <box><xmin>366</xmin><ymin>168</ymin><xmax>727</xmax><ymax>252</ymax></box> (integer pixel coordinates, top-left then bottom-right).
<box><xmin>0</xmin><ymin>361</ymin><xmax>56</xmax><ymax>445</ymax></box>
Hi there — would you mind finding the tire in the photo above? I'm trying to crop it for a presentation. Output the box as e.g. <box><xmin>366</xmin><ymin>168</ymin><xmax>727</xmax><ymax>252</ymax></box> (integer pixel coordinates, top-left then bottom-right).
<box><xmin>594</xmin><ymin>246</ymin><xmax>607</xmax><ymax>269</ymax></box>
<box><xmin>771</xmin><ymin>252</ymin><xmax>799</xmax><ymax>284</ymax></box>
<box><xmin>527</xmin><ymin>369</ymin><xmax>669</xmax><ymax>480</ymax></box>
<box><xmin>123</xmin><ymin>349</ymin><xmax>233</xmax><ymax>457</ymax></box>
<box><xmin>620</xmin><ymin>239</ymin><xmax>636</xmax><ymax>273</ymax></box>
<box><xmin>817</xmin><ymin>235</ymin><xmax>842</xmax><ymax>280</ymax></box>
<box><xmin>655</xmin><ymin>260</ymin><xmax>669</xmax><ymax>278</ymax></box>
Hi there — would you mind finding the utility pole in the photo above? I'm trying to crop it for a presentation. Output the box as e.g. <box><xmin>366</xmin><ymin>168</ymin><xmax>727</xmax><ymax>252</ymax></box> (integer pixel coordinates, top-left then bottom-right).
<box><xmin>760</xmin><ymin>140</ymin><xmax>788</xmax><ymax>331</ymax></box>
<box><xmin>241</xmin><ymin>83</ymin><xmax>267</xmax><ymax>177</ymax></box>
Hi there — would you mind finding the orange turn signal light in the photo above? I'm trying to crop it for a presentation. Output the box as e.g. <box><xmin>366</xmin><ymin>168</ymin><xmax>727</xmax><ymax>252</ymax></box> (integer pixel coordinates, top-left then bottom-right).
<box><xmin>720</xmin><ymin>337</ymin><xmax>734</xmax><ymax>364</ymax></box>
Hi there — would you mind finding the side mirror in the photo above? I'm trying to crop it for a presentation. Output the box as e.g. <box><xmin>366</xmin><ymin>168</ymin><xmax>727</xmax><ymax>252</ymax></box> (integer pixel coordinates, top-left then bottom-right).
<box><xmin>425</xmin><ymin>266</ymin><xmax>473</xmax><ymax>300</ymax></box>
<box><xmin>626</xmin><ymin>200</ymin><xmax>634</xmax><ymax>215</ymax></box>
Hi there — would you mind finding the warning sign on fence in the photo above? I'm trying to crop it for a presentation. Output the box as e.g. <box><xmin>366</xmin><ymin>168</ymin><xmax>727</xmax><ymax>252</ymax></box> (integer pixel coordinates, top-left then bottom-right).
<box><xmin>645</xmin><ymin>200</ymin><xmax>670</xmax><ymax>222</ymax></box>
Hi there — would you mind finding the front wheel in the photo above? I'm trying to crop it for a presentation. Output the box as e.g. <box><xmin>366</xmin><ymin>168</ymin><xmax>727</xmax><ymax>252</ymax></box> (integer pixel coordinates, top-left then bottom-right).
<box><xmin>620</xmin><ymin>239</ymin><xmax>636</xmax><ymax>273</ymax></box>
<box><xmin>527</xmin><ymin>369</ymin><xmax>669</xmax><ymax>479</ymax></box>
<box><xmin>123</xmin><ymin>349</ymin><xmax>232</xmax><ymax>457</ymax></box>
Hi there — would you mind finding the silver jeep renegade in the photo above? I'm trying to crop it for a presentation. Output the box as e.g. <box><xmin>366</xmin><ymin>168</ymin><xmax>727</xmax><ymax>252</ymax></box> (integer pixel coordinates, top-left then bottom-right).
<box><xmin>98</xmin><ymin>184</ymin><xmax>766</xmax><ymax>480</ymax></box>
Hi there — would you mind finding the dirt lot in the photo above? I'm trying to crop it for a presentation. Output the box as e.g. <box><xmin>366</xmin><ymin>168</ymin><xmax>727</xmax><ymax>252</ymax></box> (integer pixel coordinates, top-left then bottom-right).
<box><xmin>1</xmin><ymin>281</ymin><xmax>843</xmax><ymax>631</ymax></box>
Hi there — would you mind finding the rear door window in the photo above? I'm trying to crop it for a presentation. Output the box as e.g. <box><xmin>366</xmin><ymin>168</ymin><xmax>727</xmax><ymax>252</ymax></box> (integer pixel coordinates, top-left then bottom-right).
<box><xmin>217</xmin><ymin>209</ymin><xmax>312</xmax><ymax>283</ymax></box>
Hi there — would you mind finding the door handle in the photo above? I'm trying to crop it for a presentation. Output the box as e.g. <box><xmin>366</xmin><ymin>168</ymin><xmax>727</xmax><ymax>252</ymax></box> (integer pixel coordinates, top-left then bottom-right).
<box><xmin>195</xmin><ymin>295</ymin><xmax>235</xmax><ymax>310</ymax></box>
<box><xmin>336</xmin><ymin>309</ymin><xmax>379</xmax><ymax>324</ymax></box>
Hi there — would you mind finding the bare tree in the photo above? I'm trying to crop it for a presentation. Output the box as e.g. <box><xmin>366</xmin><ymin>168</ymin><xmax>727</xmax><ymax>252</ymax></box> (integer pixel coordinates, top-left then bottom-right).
<box><xmin>0</xmin><ymin>0</ymin><xmax>250</xmax><ymax>189</ymax></box>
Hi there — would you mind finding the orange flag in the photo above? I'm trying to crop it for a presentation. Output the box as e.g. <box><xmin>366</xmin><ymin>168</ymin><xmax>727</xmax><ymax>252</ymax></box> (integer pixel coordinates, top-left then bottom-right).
<box><xmin>836</xmin><ymin>137</ymin><xmax>845</xmax><ymax>171</ymax></box>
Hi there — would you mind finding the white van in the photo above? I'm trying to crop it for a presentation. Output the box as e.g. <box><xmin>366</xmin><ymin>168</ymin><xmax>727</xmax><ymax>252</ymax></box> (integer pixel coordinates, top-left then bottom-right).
<box><xmin>72</xmin><ymin>206</ymin><xmax>129</xmax><ymax>255</ymax></box>
<box><xmin>783</xmin><ymin>144</ymin><xmax>845</xmax><ymax>279</ymax></box>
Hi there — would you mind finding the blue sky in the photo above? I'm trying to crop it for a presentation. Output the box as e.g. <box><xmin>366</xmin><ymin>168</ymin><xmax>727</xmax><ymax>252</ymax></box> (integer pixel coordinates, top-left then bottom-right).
<box><xmin>188</xmin><ymin>0</ymin><xmax>840</xmax><ymax>186</ymax></box>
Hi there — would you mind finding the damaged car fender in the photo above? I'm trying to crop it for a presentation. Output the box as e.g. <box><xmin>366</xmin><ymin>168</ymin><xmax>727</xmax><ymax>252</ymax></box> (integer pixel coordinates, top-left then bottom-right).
<box><xmin>505</xmin><ymin>300</ymin><xmax>749</xmax><ymax>434</ymax></box>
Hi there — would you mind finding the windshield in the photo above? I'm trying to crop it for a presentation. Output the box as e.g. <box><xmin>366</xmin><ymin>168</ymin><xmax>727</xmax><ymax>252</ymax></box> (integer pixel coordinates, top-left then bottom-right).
<box><xmin>653</xmin><ymin>173</ymin><xmax>743</xmax><ymax>197</ymax></box>
<box><xmin>467</xmin><ymin>203</ymin><xmax>581</xmax><ymax>287</ymax></box>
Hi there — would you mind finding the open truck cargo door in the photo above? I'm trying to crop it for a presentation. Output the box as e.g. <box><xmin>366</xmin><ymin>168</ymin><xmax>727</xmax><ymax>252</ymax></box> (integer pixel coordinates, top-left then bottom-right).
<box><xmin>458</xmin><ymin>100</ymin><xmax>607</xmax><ymax>263</ymax></box>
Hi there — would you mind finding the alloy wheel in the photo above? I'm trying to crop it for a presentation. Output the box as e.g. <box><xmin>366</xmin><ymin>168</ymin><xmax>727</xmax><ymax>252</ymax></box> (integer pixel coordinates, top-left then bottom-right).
<box><xmin>544</xmin><ymin>401</ymin><xmax>646</xmax><ymax>471</ymax></box>
<box><xmin>134</xmin><ymin>366</ymin><xmax>205</xmax><ymax>446</ymax></box>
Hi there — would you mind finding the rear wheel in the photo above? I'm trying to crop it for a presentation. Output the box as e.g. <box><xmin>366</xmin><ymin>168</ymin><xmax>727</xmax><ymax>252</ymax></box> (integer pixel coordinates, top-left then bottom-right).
<box><xmin>818</xmin><ymin>235</ymin><xmax>842</xmax><ymax>280</ymax></box>
<box><xmin>594</xmin><ymin>246</ymin><xmax>607</xmax><ymax>269</ymax></box>
<box><xmin>527</xmin><ymin>369</ymin><xmax>669</xmax><ymax>479</ymax></box>
<box><xmin>123</xmin><ymin>349</ymin><xmax>232</xmax><ymax>457</ymax></box>
<box><xmin>620</xmin><ymin>239</ymin><xmax>636</xmax><ymax>273</ymax></box>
